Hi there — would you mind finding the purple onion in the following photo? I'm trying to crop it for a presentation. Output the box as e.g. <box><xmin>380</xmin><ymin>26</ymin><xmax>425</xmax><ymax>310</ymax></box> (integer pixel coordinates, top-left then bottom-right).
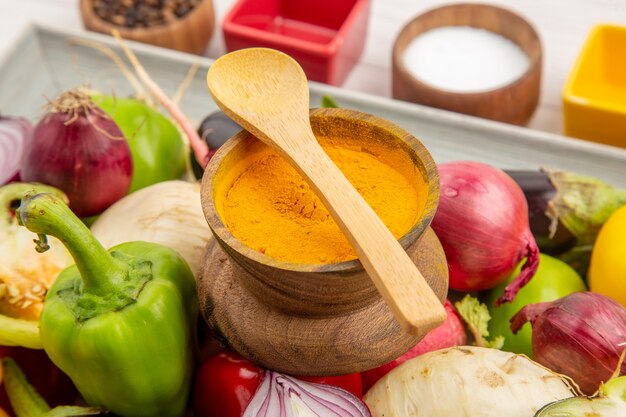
<box><xmin>0</xmin><ymin>116</ymin><xmax>33</xmax><ymax>185</ymax></box>
<box><xmin>244</xmin><ymin>371</ymin><xmax>371</xmax><ymax>417</ymax></box>
<box><xmin>511</xmin><ymin>292</ymin><xmax>626</xmax><ymax>394</ymax></box>
<box><xmin>20</xmin><ymin>89</ymin><xmax>132</xmax><ymax>217</ymax></box>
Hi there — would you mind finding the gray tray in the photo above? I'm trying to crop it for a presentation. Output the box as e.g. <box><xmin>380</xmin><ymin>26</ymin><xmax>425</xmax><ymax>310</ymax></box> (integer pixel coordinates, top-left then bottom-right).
<box><xmin>1</xmin><ymin>25</ymin><xmax>624</xmax><ymax>186</ymax></box>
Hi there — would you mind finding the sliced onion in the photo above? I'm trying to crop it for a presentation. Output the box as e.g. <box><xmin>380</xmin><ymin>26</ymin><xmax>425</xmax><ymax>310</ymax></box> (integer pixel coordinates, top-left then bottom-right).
<box><xmin>0</xmin><ymin>116</ymin><xmax>32</xmax><ymax>185</ymax></box>
<box><xmin>244</xmin><ymin>371</ymin><xmax>371</xmax><ymax>417</ymax></box>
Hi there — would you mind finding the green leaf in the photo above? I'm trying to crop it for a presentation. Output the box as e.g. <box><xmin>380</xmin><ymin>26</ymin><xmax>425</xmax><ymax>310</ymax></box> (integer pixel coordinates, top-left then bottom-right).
<box><xmin>321</xmin><ymin>95</ymin><xmax>338</xmax><ymax>108</ymax></box>
<box><xmin>455</xmin><ymin>295</ymin><xmax>505</xmax><ymax>349</ymax></box>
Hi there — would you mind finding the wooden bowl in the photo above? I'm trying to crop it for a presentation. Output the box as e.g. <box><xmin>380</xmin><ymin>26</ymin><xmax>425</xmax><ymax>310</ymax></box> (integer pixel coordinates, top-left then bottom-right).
<box><xmin>392</xmin><ymin>3</ymin><xmax>542</xmax><ymax>125</ymax></box>
<box><xmin>198</xmin><ymin>108</ymin><xmax>449</xmax><ymax>375</ymax></box>
<box><xmin>79</xmin><ymin>0</ymin><xmax>215</xmax><ymax>55</ymax></box>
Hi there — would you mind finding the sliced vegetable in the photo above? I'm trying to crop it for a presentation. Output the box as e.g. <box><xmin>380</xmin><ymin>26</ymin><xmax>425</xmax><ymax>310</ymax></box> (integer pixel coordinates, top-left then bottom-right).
<box><xmin>589</xmin><ymin>205</ymin><xmax>626</xmax><ymax>307</ymax></box>
<box><xmin>193</xmin><ymin>350</ymin><xmax>364</xmax><ymax>417</ymax></box>
<box><xmin>535</xmin><ymin>373</ymin><xmax>626</xmax><ymax>416</ymax></box>
<box><xmin>488</xmin><ymin>254</ymin><xmax>586</xmax><ymax>357</ymax></box>
<box><xmin>511</xmin><ymin>292</ymin><xmax>626</xmax><ymax>394</ymax></box>
<box><xmin>2</xmin><ymin>358</ymin><xmax>105</xmax><ymax>417</ymax></box>
<box><xmin>0</xmin><ymin>183</ymin><xmax>71</xmax><ymax>348</ymax></box>
<box><xmin>90</xmin><ymin>180</ymin><xmax>211</xmax><ymax>276</ymax></box>
<box><xmin>93</xmin><ymin>96</ymin><xmax>187</xmax><ymax>193</ymax></box>
<box><xmin>361</xmin><ymin>300</ymin><xmax>466</xmax><ymax>392</ymax></box>
<box><xmin>364</xmin><ymin>346</ymin><xmax>577</xmax><ymax>417</ymax></box>
<box><xmin>243</xmin><ymin>371</ymin><xmax>370</xmax><ymax>417</ymax></box>
<box><xmin>18</xmin><ymin>192</ymin><xmax>197</xmax><ymax>417</ymax></box>
<box><xmin>432</xmin><ymin>162</ymin><xmax>539</xmax><ymax>303</ymax></box>
<box><xmin>20</xmin><ymin>88</ymin><xmax>132</xmax><ymax>217</ymax></box>
<box><xmin>0</xmin><ymin>117</ymin><xmax>32</xmax><ymax>186</ymax></box>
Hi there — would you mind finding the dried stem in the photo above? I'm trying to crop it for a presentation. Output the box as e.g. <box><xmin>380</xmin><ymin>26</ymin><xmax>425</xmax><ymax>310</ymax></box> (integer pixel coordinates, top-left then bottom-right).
<box><xmin>48</xmin><ymin>88</ymin><xmax>124</xmax><ymax>141</ymax></box>
<box><xmin>111</xmin><ymin>29</ymin><xmax>209</xmax><ymax>172</ymax></box>
<box><xmin>173</xmin><ymin>62</ymin><xmax>200</xmax><ymax>105</ymax></box>
<box><xmin>66</xmin><ymin>37</ymin><xmax>150</xmax><ymax>104</ymax></box>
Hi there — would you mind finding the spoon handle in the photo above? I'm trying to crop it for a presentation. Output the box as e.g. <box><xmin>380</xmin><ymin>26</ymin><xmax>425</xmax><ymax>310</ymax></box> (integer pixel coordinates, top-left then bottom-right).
<box><xmin>289</xmin><ymin>135</ymin><xmax>446</xmax><ymax>336</ymax></box>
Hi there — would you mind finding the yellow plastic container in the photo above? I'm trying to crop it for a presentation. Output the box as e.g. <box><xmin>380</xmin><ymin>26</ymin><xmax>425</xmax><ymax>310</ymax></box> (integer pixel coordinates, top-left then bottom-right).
<box><xmin>563</xmin><ymin>24</ymin><xmax>626</xmax><ymax>148</ymax></box>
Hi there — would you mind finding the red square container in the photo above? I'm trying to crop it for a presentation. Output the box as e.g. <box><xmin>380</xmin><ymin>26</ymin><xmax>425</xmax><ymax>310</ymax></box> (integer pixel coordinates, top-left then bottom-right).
<box><xmin>222</xmin><ymin>0</ymin><xmax>370</xmax><ymax>85</ymax></box>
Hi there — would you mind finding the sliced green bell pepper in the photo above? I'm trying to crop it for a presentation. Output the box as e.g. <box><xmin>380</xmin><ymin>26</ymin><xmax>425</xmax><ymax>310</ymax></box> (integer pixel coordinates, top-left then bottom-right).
<box><xmin>94</xmin><ymin>96</ymin><xmax>187</xmax><ymax>193</ymax></box>
<box><xmin>18</xmin><ymin>192</ymin><xmax>197</xmax><ymax>417</ymax></box>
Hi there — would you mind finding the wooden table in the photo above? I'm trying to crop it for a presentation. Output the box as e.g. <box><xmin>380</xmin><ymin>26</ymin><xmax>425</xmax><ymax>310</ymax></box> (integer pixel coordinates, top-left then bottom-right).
<box><xmin>2</xmin><ymin>0</ymin><xmax>626</xmax><ymax>136</ymax></box>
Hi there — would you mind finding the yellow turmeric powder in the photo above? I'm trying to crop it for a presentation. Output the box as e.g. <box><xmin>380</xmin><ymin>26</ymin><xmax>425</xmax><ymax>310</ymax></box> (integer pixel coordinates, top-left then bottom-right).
<box><xmin>220</xmin><ymin>138</ymin><xmax>425</xmax><ymax>264</ymax></box>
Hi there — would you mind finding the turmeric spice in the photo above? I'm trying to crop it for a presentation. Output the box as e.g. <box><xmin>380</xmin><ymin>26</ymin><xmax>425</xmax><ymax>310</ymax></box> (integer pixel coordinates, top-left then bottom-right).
<box><xmin>221</xmin><ymin>138</ymin><xmax>425</xmax><ymax>264</ymax></box>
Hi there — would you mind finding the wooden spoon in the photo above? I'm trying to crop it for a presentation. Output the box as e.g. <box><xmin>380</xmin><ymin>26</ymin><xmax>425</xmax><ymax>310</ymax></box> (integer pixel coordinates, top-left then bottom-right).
<box><xmin>207</xmin><ymin>48</ymin><xmax>446</xmax><ymax>335</ymax></box>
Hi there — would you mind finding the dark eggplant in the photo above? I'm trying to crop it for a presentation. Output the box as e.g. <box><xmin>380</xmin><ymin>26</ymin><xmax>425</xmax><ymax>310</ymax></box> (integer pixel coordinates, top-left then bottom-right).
<box><xmin>506</xmin><ymin>169</ymin><xmax>626</xmax><ymax>253</ymax></box>
<box><xmin>506</xmin><ymin>170</ymin><xmax>576</xmax><ymax>253</ymax></box>
<box><xmin>191</xmin><ymin>110</ymin><xmax>242</xmax><ymax>179</ymax></box>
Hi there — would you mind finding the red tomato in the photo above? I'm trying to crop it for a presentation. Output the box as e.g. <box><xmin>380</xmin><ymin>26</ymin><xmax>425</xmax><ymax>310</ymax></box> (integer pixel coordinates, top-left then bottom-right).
<box><xmin>296</xmin><ymin>374</ymin><xmax>362</xmax><ymax>398</ymax></box>
<box><xmin>193</xmin><ymin>350</ymin><xmax>364</xmax><ymax>417</ymax></box>
<box><xmin>193</xmin><ymin>350</ymin><xmax>265</xmax><ymax>417</ymax></box>
<box><xmin>0</xmin><ymin>346</ymin><xmax>77</xmax><ymax>416</ymax></box>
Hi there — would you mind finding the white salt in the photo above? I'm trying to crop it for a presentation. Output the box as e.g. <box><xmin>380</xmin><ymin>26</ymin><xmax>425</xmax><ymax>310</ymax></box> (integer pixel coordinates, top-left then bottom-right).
<box><xmin>402</xmin><ymin>26</ymin><xmax>530</xmax><ymax>93</ymax></box>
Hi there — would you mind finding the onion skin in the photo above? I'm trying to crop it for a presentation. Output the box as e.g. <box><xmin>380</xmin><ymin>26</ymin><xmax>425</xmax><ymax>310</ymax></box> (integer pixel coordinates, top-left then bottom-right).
<box><xmin>21</xmin><ymin>91</ymin><xmax>132</xmax><ymax>217</ymax></box>
<box><xmin>432</xmin><ymin>161</ymin><xmax>539</xmax><ymax>304</ymax></box>
<box><xmin>510</xmin><ymin>292</ymin><xmax>626</xmax><ymax>394</ymax></box>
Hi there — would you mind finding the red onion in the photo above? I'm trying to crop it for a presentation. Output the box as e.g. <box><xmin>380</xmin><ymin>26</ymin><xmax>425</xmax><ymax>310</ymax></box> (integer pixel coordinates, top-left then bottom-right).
<box><xmin>244</xmin><ymin>371</ymin><xmax>371</xmax><ymax>417</ymax></box>
<box><xmin>361</xmin><ymin>300</ymin><xmax>466</xmax><ymax>392</ymax></box>
<box><xmin>0</xmin><ymin>116</ymin><xmax>33</xmax><ymax>185</ymax></box>
<box><xmin>432</xmin><ymin>161</ymin><xmax>539</xmax><ymax>304</ymax></box>
<box><xmin>510</xmin><ymin>292</ymin><xmax>626</xmax><ymax>394</ymax></box>
<box><xmin>20</xmin><ymin>89</ymin><xmax>132</xmax><ymax>217</ymax></box>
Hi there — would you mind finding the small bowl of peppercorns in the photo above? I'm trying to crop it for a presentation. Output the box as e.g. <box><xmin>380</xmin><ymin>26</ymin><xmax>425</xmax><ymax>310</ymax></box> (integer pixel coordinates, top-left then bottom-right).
<box><xmin>80</xmin><ymin>0</ymin><xmax>215</xmax><ymax>55</ymax></box>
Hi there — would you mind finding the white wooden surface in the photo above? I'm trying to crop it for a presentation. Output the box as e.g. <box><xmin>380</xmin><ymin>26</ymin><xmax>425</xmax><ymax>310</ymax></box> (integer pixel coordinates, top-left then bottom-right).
<box><xmin>1</xmin><ymin>0</ymin><xmax>626</xmax><ymax>136</ymax></box>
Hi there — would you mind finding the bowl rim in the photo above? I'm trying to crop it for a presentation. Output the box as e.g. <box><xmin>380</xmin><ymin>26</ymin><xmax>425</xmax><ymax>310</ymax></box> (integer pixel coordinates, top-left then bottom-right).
<box><xmin>222</xmin><ymin>0</ymin><xmax>370</xmax><ymax>56</ymax></box>
<box><xmin>392</xmin><ymin>2</ymin><xmax>543</xmax><ymax>97</ymax></box>
<box><xmin>200</xmin><ymin>107</ymin><xmax>440</xmax><ymax>273</ymax></box>
<box><xmin>79</xmin><ymin>0</ymin><xmax>213</xmax><ymax>36</ymax></box>
<box><xmin>563</xmin><ymin>23</ymin><xmax>626</xmax><ymax>115</ymax></box>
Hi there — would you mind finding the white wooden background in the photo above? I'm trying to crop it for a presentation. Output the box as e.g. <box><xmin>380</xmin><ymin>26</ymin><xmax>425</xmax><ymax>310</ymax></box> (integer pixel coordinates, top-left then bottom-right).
<box><xmin>2</xmin><ymin>0</ymin><xmax>626</xmax><ymax>136</ymax></box>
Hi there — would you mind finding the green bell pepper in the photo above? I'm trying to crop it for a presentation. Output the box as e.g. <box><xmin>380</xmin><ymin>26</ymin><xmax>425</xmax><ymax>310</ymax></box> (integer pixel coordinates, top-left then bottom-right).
<box><xmin>18</xmin><ymin>192</ymin><xmax>197</xmax><ymax>417</ymax></box>
<box><xmin>94</xmin><ymin>96</ymin><xmax>187</xmax><ymax>193</ymax></box>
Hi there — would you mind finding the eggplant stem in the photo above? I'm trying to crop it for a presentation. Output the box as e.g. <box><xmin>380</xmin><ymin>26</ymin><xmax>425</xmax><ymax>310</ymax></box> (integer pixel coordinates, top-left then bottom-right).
<box><xmin>111</xmin><ymin>30</ymin><xmax>209</xmax><ymax>174</ymax></box>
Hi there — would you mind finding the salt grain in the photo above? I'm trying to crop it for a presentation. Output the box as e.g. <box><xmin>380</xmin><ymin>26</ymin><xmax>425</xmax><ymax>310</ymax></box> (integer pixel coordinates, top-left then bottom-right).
<box><xmin>403</xmin><ymin>26</ymin><xmax>530</xmax><ymax>93</ymax></box>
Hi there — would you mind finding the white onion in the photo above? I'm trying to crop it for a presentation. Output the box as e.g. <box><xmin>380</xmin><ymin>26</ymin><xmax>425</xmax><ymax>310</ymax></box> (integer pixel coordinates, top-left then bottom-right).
<box><xmin>364</xmin><ymin>346</ymin><xmax>577</xmax><ymax>417</ymax></box>
<box><xmin>90</xmin><ymin>180</ymin><xmax>211</xmax><ymax>276</ymax></box>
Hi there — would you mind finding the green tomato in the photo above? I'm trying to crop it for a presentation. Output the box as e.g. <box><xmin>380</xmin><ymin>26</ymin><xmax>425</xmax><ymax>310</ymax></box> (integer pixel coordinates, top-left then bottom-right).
<box><xmin>94</xmin><ymin>96</ymin><xmax>187</xmax><ymax>193</ymax></box>
<box><xmin>487</xmin><ymin>253</ymin><xmax>586</xmax><ymax>357</ymax></box>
